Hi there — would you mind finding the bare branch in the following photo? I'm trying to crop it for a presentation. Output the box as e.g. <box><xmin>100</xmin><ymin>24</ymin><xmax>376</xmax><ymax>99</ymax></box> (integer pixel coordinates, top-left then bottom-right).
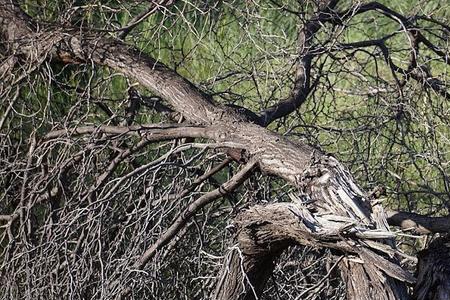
<box><xmin>119</xmin><ymin>160</ymin><xmax>257</xmax><ymax>298</ymax></box>
<box><xmin>259</xmin><ymin>0</ymin><xmax>340</xmax><ymax>126</ymax></box>
<box><xmin>117</xmin><ymin>0</ymin><xmax>175</xmax><ymax>40</ymax></box>
<box><xmin>131</xmin><ymin>160</ymin><xmax>256</xmax><ymax>269</ymax></box>
<box><xmin>44</xmin><ymin>124</ymin><xmax>207</xmax><ymax>140</ymax></box>
<box><xmin>387</xmin><ymin>210</ymin><xmax>450</xmax><ymax>234</ymax></box>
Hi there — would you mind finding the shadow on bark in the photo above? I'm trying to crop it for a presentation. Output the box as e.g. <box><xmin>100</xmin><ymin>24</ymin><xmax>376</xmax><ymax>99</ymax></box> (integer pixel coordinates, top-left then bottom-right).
<box><xmin>414</xmin><ymin>235</ymin><xmax>450</xmax><ymax>300</ymax></box>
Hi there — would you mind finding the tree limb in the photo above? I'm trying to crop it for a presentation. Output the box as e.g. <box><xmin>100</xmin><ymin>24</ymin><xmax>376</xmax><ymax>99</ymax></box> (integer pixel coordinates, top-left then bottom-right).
<box><xmin>117</xmin><ymin>0</ymin><xmax>175</xmax><ymax>40</ymax></box>
<box><xmin>44</xmin><ymin>124</ymin><xmax>207</xmax><ymax>140</ymax></box>
<box><xmin>387</xmin><ymin>210</ymin><xmax>450</xmax><ymax>234</ymax></box>
<box><xmin>258</xmin><ymin>0</ymin><xmax>340</xmax><ymax>126</ymax></box>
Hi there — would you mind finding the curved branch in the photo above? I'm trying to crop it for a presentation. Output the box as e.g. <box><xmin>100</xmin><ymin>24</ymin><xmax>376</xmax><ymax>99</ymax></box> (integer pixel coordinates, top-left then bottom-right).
<box><xmin>259</xmin><ymin>0</ymin><xmax>340</xmax><ymax>126</ymax></box>
<box><xmin>336</xmin><ymin>2</ymin><xmax>450</xmax><ymax>66</ymax></box>
<box><xmin>387</xmin><ymin>210</ymin><xmax>450</xmax><ymax>234</ymax></box>
<box><xmin>132</xmin><ymin>160</ymin><xmax>256</xmax><ymax>269</ymax></box>
<box><xmin>321</xmin><ymin>35</ymin><xmax>450</xmax><ymax>99</ymax></box>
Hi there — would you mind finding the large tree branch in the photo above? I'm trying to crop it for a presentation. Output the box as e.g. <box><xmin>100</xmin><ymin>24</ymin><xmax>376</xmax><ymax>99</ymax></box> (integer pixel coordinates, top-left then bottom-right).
<box><xmin>0</xmin><ymin>0</ymin><xmax>392</xmax><ymax>235</ymax></box>
<box><xmin>43</xmin><ymin>124</ymin><xmax>207</xmax><ymax>140</ymax></box>
<box><xmin>387</xmin><ymin>211</ymin><xmax>450</xmax><ymax>234</ymax></box>
<box><xmin>0</xmin><ymin>0</ymin><xmax>387</xmax><ymax>246</ymax></box>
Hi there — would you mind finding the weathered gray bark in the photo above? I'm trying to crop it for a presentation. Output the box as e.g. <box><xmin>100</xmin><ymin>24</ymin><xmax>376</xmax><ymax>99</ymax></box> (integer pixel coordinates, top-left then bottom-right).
<box><xmin>214</xmin><ymin>205</ymin><xmax>294</xmax><ymax>300</ymax></box>
<box><xmin>214</xmin><ymin>248</ymin><xmax>282</xmax><ymax>300</ymax></box>
<box><xmin>214</xmin><ymin>203</ymin><xmax>414</xmax><ymax>299</ymax></box>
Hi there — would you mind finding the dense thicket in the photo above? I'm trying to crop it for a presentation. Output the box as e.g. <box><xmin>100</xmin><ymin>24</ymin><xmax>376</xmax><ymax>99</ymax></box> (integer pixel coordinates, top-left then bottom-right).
<box><xmin>1</xmin><ymin>1</ymin><xmax>450</xmax><ymax>299</ymax></box>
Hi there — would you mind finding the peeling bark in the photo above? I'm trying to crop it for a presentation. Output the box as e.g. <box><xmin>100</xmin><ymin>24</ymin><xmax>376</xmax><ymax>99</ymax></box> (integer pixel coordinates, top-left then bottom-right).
<box><xmin>215</xmin><ymin>203</ymin><xmax>413</xmax><ymax>299</ymax></box>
